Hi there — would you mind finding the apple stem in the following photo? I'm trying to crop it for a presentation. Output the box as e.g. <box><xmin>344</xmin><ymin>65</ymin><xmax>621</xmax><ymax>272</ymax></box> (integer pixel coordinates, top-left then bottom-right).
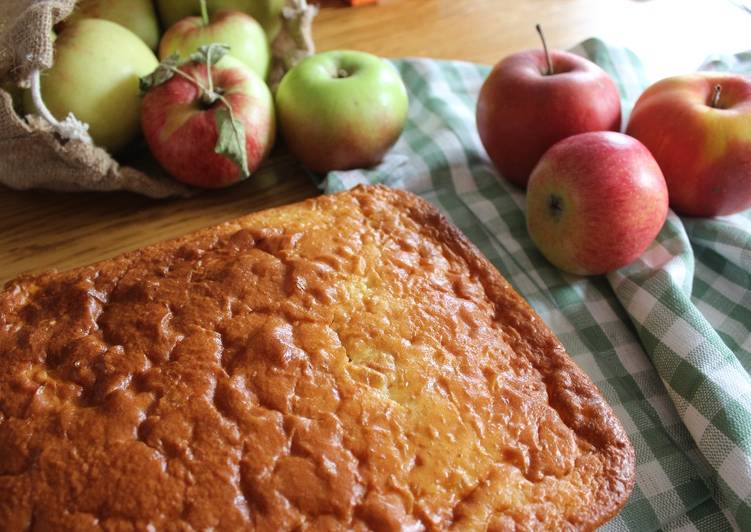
<box><xmin>711</xmin><ymin>84</ymin><xmax>722</xmax><ymax>108</ymax></box>
<box><xmin>164</xmin><ymin>64</ymin><xmax>219</xmax><ymax>108</ymax></box>
<box><xmin>199</xmin><ymin>0</ymin><xmax>209</xmax><ymax>26</ymax></box>
<box><xmin>205</xmin><ymin>44</ymin><xmax>217</xmax><ymax>98</ymax></box>
<box><xmin>168</xmin><ymin>66</ymin><xmax>208</xmax><ymax>93</ymax></box>
<box><xmin>162</xmin><ymin>46</ymin><xmax>225</xmax><ymax>105</ymax></box>
<box><xmin>162</xmin><ymin>61</ymin><xmax>242</xmax><ymax>164</ymax></box>
<box><xmin>535</xmin><ymin>23</ymin><xmax>554</xmax><ymax>75</ymax></box>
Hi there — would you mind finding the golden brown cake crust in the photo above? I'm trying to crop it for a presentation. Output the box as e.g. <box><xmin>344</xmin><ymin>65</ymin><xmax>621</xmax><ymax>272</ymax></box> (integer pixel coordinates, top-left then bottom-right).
<box><xmin>0</xmin><ymin>185</ymin><xmax>634</xmax><ymax>531</ymax></box>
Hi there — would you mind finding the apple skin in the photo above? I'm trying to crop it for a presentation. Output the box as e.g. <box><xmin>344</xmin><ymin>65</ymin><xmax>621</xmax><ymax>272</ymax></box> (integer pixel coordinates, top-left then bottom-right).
<box><xmin>526</xmin><ymin>131</ymin><xmax>668</xmax><ymax>276</ymax></box>
<box><xmin>159</xmin><ymin>10</ymin><xmax>270</xmax><ymax>79</ymax></box>
<box><xmin>156</xmin><ymin>0</ymin><xmax>283</xmax><ymax>41</ymax></box>
<box><xmin>276</xmin><ymin>50</ymin><xmax>408</xmax><ymax>173</ymax></box>
<box><xmin>59</xmin><ymin>0</ymin><xmax>161</xmax><ymax>50</ymax></box>
<box><xmin>476</xmin><ymin>49</ymin><xmax>621</xmax><ymax>188</ymax></box>
<box><xmin>141</xmin><ymin>55</ymin><xmax>275</xmax><ymax>188</ymax></box>
<box><xmin>211</xmin><ymin>0</ymin><xmax>283</xmax><ymax>41</ymax></box>
<box><xmin>24</xmin><ymin>19</ymin><xmax>158</xmax><ymax>153</ymax></box>
<box><xmin>626</xmin><ymin>73</ymin><xmax>751</xmax><ymax>217</ymax></box>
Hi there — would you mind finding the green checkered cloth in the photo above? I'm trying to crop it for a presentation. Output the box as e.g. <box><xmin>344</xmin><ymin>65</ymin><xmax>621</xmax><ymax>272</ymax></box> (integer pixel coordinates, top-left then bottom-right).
<box><xmin>320</xmin><ymin>40</ymin><xmax>751</xmax><ymax>531</ymax></box>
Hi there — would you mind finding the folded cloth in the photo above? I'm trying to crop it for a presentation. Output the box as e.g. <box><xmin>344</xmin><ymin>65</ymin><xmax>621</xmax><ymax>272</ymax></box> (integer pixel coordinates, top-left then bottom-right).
<box><xmin>321</xmin><ymin>39</ymin><xmax>751</xmax><ymax>531</ymax></box>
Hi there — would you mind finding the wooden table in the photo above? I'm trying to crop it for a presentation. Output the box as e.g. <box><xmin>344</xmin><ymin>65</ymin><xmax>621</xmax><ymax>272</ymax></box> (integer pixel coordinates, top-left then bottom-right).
<box><xmin>1</xmin><ymin>0</ymin><xmax>749</xmax><ymax>284</ymax></box>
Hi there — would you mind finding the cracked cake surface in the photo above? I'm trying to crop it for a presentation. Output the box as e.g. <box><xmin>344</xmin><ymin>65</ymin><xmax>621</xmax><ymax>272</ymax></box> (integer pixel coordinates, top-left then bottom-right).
<box><xmin>0</xmin><ymin>185</ymin><xmax>634</xmax><ymax>531</ymax></box>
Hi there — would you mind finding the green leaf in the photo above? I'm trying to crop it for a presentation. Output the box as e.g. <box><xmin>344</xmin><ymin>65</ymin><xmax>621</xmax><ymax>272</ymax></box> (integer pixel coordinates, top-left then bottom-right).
<box><xmin>139</xmin><ymin>54</ymin><xmax>181</xmax><ymax>94</ymax></box>
<box><xmin>190</xmin><ymin>44</ymin><xmax>231</xmax><ymax>66</ymax></box>
<box><xmin>214</xmin><ymin>106</ymin><xmax>249</xmax><ymax>179</ymax></box>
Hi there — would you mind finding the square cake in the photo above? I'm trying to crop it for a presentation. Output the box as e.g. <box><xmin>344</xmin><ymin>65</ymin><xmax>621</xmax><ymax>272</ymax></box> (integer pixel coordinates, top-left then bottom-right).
<box><xmin>0</xmin><ymin>185</ymin><xmax>634</xmax><ymax>530</ymax></box>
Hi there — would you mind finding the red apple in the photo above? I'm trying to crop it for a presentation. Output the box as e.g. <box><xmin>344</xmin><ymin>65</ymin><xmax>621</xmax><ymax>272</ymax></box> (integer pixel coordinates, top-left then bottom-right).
<box><xmin>141</xmin><ymin>54</ymin><xmax>274</xmax><ymax>188</ymax></box>
<box><xmin>526</xmin><ymin>131</ymin><xmax>668</xmax><ymax>276</ymax></box>
<box><xmin>477</xmin><ymin>29</ymin><xmax>621</xmax><ymax>188</ymax></box>
<box><xmin>626</xmin><ymin>73</ymin><xmax>751</xmax><ymax>217</ymax></box>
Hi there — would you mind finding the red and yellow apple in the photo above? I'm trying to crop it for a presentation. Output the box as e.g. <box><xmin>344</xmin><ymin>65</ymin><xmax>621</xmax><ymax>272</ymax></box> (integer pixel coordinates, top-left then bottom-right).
<box><xmin>141</xmin><ymin>55</ymin><xmax>274</xmax><ymax>188</ymax></box>
<box><xmin>477</xmin><ymin>47</ymin><xmax>621</xmax><ymax>188</ymax></box>
<box><xmin>59</xmin><ymin>0</ymin><xmax>161</xmax><ymax>50</ymax></box>
<box><xmin>159</xmin><ymin>10</ymin><xmax>270</xmax><ymax>79</ymax></box>
<box><xmin>24</xmin><ymin>19</ymin><xmax>159</xmax><ymax>153</ymax></box>
<box><xmin>526</xmin><ymin>131</ymin><xmax>668</xmax><ymax>276</ymax></box>
<box><xmin>275</xmin><ymin>50</ymin><xmax>408</xmax><ymax>173</ymax></box>
<box><xmin>626</xmin><ymin>73</ymin><xmax>751</xmax><ymax>217</ymax></box>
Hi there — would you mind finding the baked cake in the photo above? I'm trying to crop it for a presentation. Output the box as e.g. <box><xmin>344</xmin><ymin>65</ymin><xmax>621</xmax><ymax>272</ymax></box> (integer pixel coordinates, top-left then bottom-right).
<box><xmin>0</xmin><ymin>185</ymin><xmax>634</xmax><ymax>530</ymax></box>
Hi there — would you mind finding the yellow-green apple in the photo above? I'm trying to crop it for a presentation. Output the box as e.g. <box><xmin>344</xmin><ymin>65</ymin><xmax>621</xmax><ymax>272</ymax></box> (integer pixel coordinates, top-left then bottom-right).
<box><xmin>157</xmin><ymin>0</ymin><xmax>283</xmax><ymax>41</ymax></box>
<box><xmin>59</xmin><ymin>0</ymin><xmax>161</xmax><ymax>50</ymax></box>
<box><xmin>276</xmin><ymin>50</ymin><xmax>408</xmax><ymax>173</ymax></box>
<box><xmin>476</xmin><ymin>27</ymin><xmax>621</xmax><ymax>188</ymax></box>
<box><xmin>526</xmin><ymin>131</ymin><xmax>668</xmax><ymax>275</ymax></box>
<box><xmin>626</xmin><ymin>73</ymin><xmax>751</xmax><ymax>217</ymax></box>
<box><xmin>141</xmin><ymin>52</ymin><xmax>274</xmax><ymax>188</ymax></box>
<box><xmin>212</xmin><ymin>0</ymin><xmax>283</xmax><ymax>41</ymax></box>
<box><xmin>24</xmin><ymin>19</ymin><xmax>158</xmax><ymax>153</ymax></box>
<box><xmin>159</xmin><ymin>9</ymin><xmax>270</xmax><ymax>78</ymax></box>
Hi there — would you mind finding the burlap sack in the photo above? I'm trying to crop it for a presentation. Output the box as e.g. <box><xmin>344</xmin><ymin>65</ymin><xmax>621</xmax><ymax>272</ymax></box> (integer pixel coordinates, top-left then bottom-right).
<box><xmin>0</xmin><ymin>0</ymin><xmax>316</xmax><ymax>198</ymax></box>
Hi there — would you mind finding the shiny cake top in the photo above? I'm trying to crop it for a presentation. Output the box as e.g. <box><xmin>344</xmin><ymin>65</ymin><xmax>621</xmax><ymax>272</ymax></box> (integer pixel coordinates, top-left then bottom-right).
<box><xmin>0</xmin><ymin>186</ymin><xmax>634</xmax><ymax>530</ymax></box>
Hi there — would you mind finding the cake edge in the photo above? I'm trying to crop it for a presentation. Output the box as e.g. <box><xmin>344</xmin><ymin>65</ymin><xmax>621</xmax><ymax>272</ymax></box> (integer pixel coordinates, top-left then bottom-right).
<box><xmin>383</xmin><ymin>185</ymin><xmax>636</xmax><ymax>528</ymax></box>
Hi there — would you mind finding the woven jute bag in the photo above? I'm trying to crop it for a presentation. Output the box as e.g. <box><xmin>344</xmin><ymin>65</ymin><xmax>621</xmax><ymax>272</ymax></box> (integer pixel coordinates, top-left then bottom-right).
<box><xmin>0</xmin><ymin>0</ymin><xmax>316</xmax><ymax>198</ymax></box>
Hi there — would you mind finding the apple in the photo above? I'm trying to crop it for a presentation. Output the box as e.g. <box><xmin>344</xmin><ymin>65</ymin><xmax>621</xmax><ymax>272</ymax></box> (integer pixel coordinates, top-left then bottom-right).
<box><xmin>159</xmin><ymin>10</ymin><xmax>270</xmax><ymax>79</ymax></box>
<box><xmin>141</xmin><ymin>54</ymin><xmax>275</xmax><ymax>187</ymax></box>
<box><xmin>59</xmin><ymin>0</ymin><xmax>161</xmax><ymax>50</ymax></box>
<box><xmin>155</xmin><ymin>0</ymin><xmax>192</xmax><ymax>29</ymax></box>
<box><xmin>626</xmin><ymin>73</ymin><xmax>751</xmax><ymax>217</ymax></box>
<box><xmin>275</xmin><ymin>50</ymin><xmax>408</xmax><ymax>173</ymax></box>
<box><xmin>526</xmin><ymin>131</ymin><xmax>668</xmax><ymax>276</ymax></box>
<box><xmin>476</xmin><ymin>26</ymin><xmax>621</xmax><ymax>188</ymax></box>
<box><xmin>24</xmin><ymin>19</ymin><xmax>158</xmax><ymax>153</ymax></box>
<box><xmin>156</xmin><ymin>0</ymin><xmax>283</xmax><ymax>41</ymax></box>
<box><xmin>212</xmin><ymin>0</ymin><xmax>283</xmax><ymax>41</ymax></box>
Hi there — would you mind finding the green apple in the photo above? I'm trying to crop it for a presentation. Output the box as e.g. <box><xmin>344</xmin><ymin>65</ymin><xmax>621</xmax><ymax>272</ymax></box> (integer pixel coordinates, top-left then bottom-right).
<box><xmin>159</xmin><ymin>10</ymin><xmax>269</xmax><ymax>79</ymax></box>
<box><xmin>24</xmin><ymin>19</ymin><xmax>158</xmax><ymax>153</ymax></box>
<box><xmin>60</xmin><ymin>0</ymin><xmax>161</xmax><ymax>50</ymax></box>
<box><xmin>276</xmin><ymin>50</ymin><xmax>409</xmax><ymax>173</ymax></box>
<box><xmin>211</xmin><ymin>0</ymin><xmax>283</xmax><ymax>41</ymax></box>
<box><xmin>155</xmin><ymin>0</ymin><xmax>198</xmax><ymax>30</ymax></box>
<box><xmin>157</xmin><ymin>0</ymin><xmax>283</xmax><ymax>41</ymax></box>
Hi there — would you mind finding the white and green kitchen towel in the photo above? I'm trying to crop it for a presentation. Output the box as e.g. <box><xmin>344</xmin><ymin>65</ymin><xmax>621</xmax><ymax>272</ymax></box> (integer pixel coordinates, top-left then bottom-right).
<box><xmin>320</xmin><ymin>40</ymin><xmax>751</xmax><ymax>530</ymax></box>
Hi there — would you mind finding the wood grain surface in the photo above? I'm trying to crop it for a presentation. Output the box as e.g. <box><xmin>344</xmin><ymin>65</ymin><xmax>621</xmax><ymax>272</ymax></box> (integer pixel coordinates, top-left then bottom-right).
<box><xmin>1</xmin><ymin>0</ymin><xmax>749</xmax><ymax>284</ymax></box>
